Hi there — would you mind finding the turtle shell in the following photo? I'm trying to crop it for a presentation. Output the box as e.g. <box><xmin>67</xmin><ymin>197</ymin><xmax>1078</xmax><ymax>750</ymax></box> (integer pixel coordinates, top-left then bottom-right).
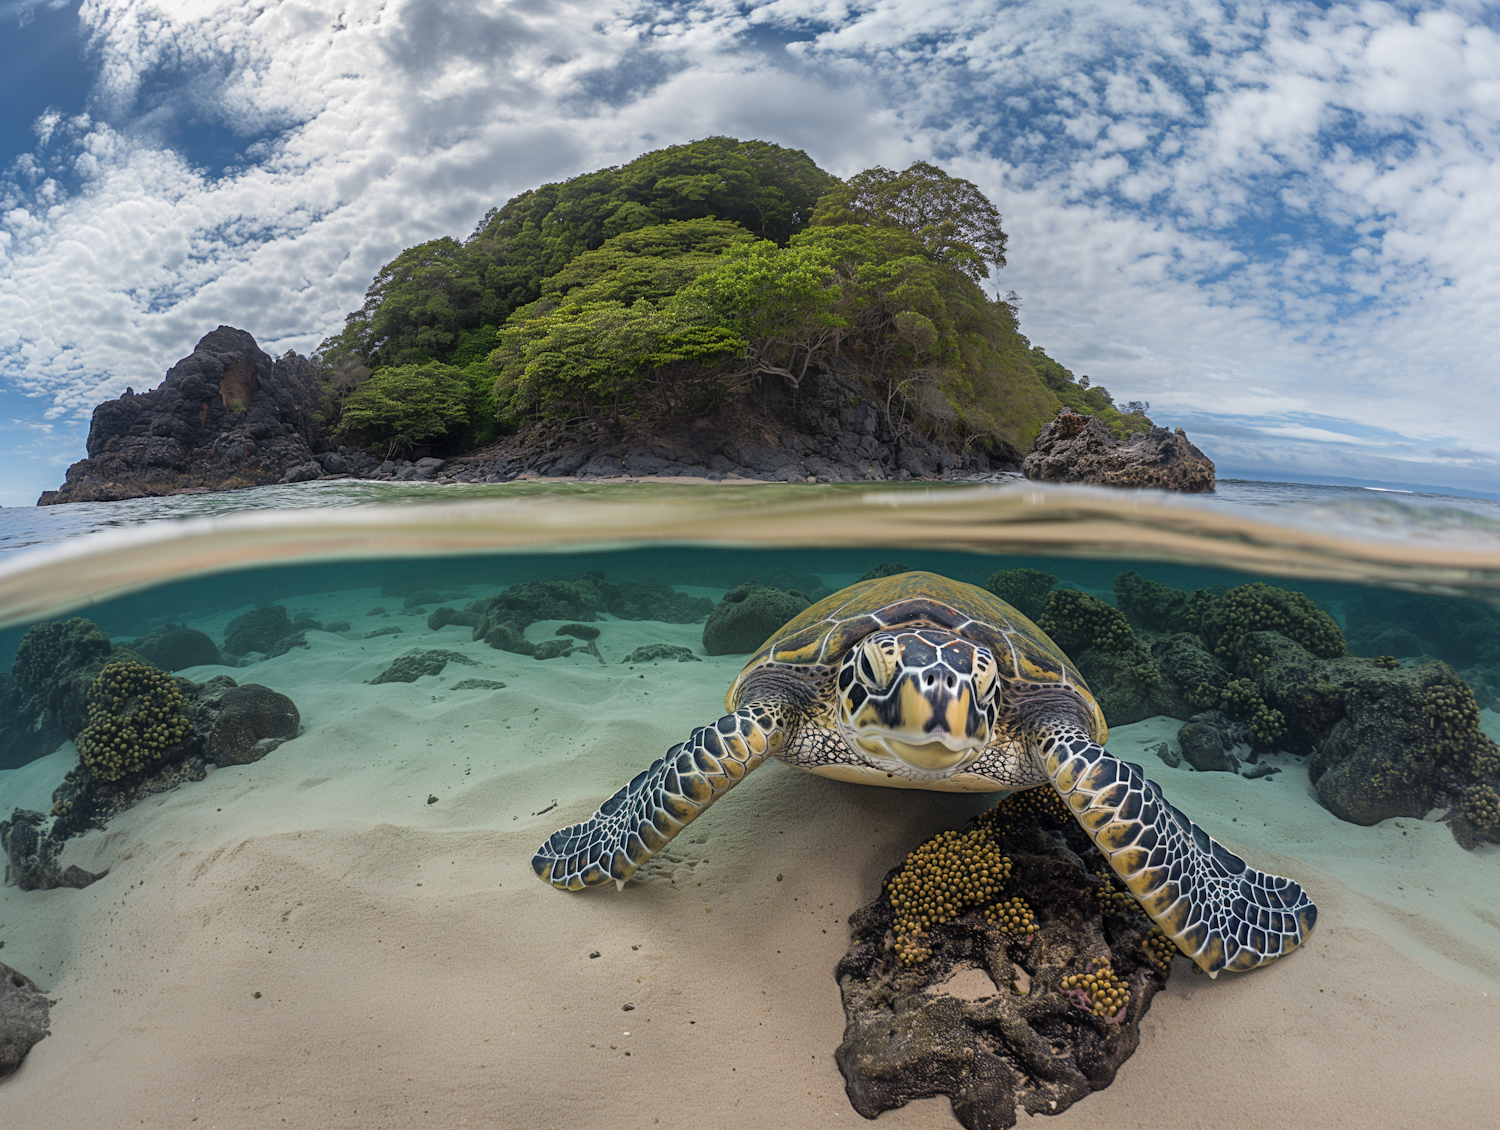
<box><xmin>725</xmin><ymin>570</ymin><xmax>1107</xmax><ymax>741</ymax></box>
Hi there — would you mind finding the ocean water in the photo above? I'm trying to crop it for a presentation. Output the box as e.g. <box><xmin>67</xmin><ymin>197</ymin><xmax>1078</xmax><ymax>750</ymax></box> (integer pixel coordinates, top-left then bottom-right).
<box><xmin>1</xmin><ymin>479</ymin><xmax>1498</xmax><ymax>1128</ymax></box>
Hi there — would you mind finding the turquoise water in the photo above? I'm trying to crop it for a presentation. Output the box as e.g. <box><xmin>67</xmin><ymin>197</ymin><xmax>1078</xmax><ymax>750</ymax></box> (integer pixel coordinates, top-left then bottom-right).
<box><xmin>2</xmin><ymin>478</ymin><xmax>1498</xmax><ymax>1128</ymax></box>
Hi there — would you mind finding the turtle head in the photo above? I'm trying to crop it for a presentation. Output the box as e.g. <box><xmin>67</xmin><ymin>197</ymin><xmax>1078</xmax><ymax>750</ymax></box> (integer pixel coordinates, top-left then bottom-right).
<box><xmin>834</xmin><ymin>629</ymin><xmax>999</xmax><ymax>774</ymax></box>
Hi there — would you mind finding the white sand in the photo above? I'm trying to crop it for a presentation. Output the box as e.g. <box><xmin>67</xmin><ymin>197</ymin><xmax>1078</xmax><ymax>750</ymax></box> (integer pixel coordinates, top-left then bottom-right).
<box><xmin>2</xmin><ymin>594</ymin><xmax>1498</xmax><ymax>1129</ymax></box>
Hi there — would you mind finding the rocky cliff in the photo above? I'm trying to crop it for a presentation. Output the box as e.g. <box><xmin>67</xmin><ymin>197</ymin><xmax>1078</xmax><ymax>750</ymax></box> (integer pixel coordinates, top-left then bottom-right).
<box><xmin>38</xmin><ymin>327</ymin><xmax>320</xmax><ymax>505</ymax></box>
<box><xmin>1021</xmin><ymin>407</ymin><xmax>1214</xmax><ymax>492</ymax></box>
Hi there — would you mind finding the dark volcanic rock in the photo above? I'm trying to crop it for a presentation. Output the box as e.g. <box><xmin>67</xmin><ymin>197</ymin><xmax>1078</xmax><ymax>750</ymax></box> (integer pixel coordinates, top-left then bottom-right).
<box><xmin>0</xmin><ymin>961</ymin><xmax>51</xmax><ymax>1078</ymax></box>
<box><xmin>39</xmin><ymin>327</ymin><xmax>322</xmax><ymax>505</ymax></box>
<box><xmin>428</xmin><ymin>607</ymin><xmax>480</xmax><ymax>631</ymax></box>
<box><xmin>130</xmin><ymin>623</ymin><xmax>224</xmax><ymax>671</ymax></box>
<box><xmin>1022</xmin><ymin>408</ymin><xmax>1215</xmax><ymax>492</ymax></box>
<box><xmin>835</xmin><ymin>803</ymin><xmax>1170</xmax><ymax>1130</ymax></box>
<box><xmin>702</xmin><ymin>581</ymin><xmax>812</xmax><ymax>656</ymax></box>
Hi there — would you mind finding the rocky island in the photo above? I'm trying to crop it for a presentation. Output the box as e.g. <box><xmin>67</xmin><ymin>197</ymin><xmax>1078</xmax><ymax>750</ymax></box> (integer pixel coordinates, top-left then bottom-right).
<box><xmin>39</xmin><ymin>138</ymin><xmax>1214</xmax><ymax>504</ymax></box>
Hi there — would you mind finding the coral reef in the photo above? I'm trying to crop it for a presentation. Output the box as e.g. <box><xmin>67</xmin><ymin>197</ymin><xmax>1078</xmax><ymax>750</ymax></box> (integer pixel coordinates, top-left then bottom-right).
<box><xmin>982</xmin><ymin>568</ymin><xmax>1056</xmax><ymax>621</ymax></box>
<box><xmin>1035</xmin><ymin>590</ymin><xmax>1170</xmax><ymax>725</ymax></box>
<box><xmin>76</xmin><ymin>661</ymin><xmax>193</xmax><ymax>783</ymax></box>
<box><xmin>859</xmin><ymin>562</ymin><xmax>911</xmax><ymax>582</ymax></box>
<box><xmin>835</xmin><ymin>791</ymin><xmax>1172</xmax><ymax>1130</ymax></box>
<box><xmin>1209</xmin><ymin>583</ymin><xmax>1345</xmax><ymax>661</ymax></box>
<box><xmin>0</xmin><ymin>961</ymin><xmax>51</xmax><ymax>1078</ymax></box>
<box><xmin>702</xmin><ymin>581</ymin><xmax>813</xmax><ymax>655</ymax></box>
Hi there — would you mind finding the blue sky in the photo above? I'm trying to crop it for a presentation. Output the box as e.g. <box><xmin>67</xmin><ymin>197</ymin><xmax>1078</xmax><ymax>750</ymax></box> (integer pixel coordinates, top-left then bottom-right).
<box><xmin>2</xmin><ymin>0</ymin><xmax>1499</xmax><ymax>506</ymax></box>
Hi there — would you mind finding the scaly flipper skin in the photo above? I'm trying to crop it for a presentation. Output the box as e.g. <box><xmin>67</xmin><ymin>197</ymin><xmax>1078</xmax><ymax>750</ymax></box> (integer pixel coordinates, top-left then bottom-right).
<box><xmin>532</xmin><ymin>703</ymin><xmax>792</xmax><ymax>890</ymax></box>
<box><xmin>1036</xmin><ymin>722</ymin><xmax>1317</xmax><ymax>977</ymax></box>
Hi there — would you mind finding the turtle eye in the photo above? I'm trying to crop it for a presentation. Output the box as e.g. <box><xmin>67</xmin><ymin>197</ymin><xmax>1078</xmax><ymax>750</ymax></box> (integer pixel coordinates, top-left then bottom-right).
<box><xmin>858</xmin><ymin>638</ymin><xmax>897</xmax><ymax>689</ymax></box>
<box><xmin>973</xmin><ymin>654</ymin><xmax>998</xmax><ymax>704</ymax></box>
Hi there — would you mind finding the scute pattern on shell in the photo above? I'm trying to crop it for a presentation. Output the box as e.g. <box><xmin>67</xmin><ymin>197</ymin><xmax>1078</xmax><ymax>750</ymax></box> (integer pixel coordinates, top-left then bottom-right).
<box><xmin>725</xmin><ymin>571</ymin><xmax>1107</xmax><ymax>741</ymax></box>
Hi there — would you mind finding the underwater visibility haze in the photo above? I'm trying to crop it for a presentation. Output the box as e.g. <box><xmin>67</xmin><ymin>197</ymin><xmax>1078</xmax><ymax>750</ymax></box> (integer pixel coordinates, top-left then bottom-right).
<box><xmin>0</xmin><ymin>481</ymin><xmax>1498</xmax><ymax>1128</ymax></box>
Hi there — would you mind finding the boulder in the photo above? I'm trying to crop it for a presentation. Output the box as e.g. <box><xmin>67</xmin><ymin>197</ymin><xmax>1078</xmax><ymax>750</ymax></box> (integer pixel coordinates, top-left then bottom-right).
<box><xmin>0</xmin><ymin>962</ymin><xmax>51</xmax><ymax>1078</ymax></box>
<box><xmin>202</xmin><ymin>684</ymin><xmax>302</xmax><ymax>765</ymax></box>
<box><xmin>1176</xmin><ymin>714</ymin><xmax>1240</xmax><ymax>773</ymax></box>
<box><xmin>1022</xmin><ymin>408</ymin><xmax>1215</xmax><ymax>492</ymax></box>
<box><xmin>130</xmin><ymin>624</ymin><xmax>224</xmax><ymax>671</ymax></box>
<box><xmin>702</xmin><ymin>581</ymin><xmax>812</xmax><ymax>656</ymax></box>
<box><xmin>623</xmin><ymin>644</ymin><xmax>701</xmax><ymax>664</ymax></box>
<box><xmin>0</xmin><ymin>810</ymin><xmax>108</xmax><ymax>891</ymax></box>
<box><xmin>39</xmin><ymin>327</ymin><xmax>323</xmax><ymax>505</ymax></box>
<box><xmin>223</xmin><ymin>606</ymin><xmax>296</xmax><ymax>655</ymax></box>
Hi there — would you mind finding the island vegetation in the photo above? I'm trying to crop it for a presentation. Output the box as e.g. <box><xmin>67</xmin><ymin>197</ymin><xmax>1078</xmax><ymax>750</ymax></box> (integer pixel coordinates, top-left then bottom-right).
<box><xmin>315</xmin><ymin>137</ymin><xmax>1153</xmax><ymax>459</ymax></box>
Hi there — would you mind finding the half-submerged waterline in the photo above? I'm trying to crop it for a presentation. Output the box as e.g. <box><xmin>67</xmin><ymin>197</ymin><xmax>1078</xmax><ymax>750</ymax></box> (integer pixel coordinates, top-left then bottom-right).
<box><xmin>0</xmin><ymin>480</ymin><xmax>1497</xmax><ymax>1129</ymax></box>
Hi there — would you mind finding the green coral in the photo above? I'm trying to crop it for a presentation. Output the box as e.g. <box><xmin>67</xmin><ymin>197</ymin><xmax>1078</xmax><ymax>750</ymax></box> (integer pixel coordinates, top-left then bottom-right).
<box><xmin>1038</xmin><ymin>590</ymin><xmax>1158</xmax><ymax>683</ymax></box>
<box><xmin>12</xmin><ymin>617</ymin><xmax>112</xmax><ymax>696</ymax></box>
<box><xmin>984</xmin><ymin>568</ymin><xmax>1057</xmax><ymax>621</ymax></box>
<box><xmin>1211</xmin><ymin>582</ymin><xmax>1345</xmax><ymax>661</ymax></box>
<box><xmin>1420</xmin><ymin>673</ymin><xmax>1496</xmax><ymax>776</ymax></box>
<box><xmin>1193</xmin><ymin>678</ymin><xmax>1287</xmax><ymax>747</ymax></box>
<box><xmin>75</xmin><ymin>660</ymin><xmax>193</xmax><ymax>783</ymax></box>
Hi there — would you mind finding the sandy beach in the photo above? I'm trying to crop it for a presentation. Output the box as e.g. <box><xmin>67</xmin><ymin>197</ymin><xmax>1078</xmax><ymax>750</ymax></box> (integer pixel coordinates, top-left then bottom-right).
<box><xmin>2</xmin><ymin>581</ymin><xmax>1498</xmax><ymax>1130</ymax></box>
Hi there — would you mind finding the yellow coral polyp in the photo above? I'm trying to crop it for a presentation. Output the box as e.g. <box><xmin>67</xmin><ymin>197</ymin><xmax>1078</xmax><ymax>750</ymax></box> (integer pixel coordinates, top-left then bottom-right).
<box><xmin>76</xmin><ymin>660</ymin><xmax>192</xmax><ymax>783</ymax></box>
<box><xmin>987</xmin><ymin>896</ymin><xmax>1035</xmax><ymax>935</ymax></box>
<box><xmin>886</xmin><ymin>827</ymin><xmax>1014</xmax><ymax>966</ymax></box>
<box><xmin>1062</xmin><ymin>964</ymin><xmax>1130</xmax><ymax>1018</ymax></box>
<box><xmin>1462</xmin><ymin>784</ymin><xmax>1500</xmax><ymax>830</ymax></box>
<box><xmin>1142</xmin><ymin>926</ymin><xmax>1176</xmax><ymax>972</ymax></box>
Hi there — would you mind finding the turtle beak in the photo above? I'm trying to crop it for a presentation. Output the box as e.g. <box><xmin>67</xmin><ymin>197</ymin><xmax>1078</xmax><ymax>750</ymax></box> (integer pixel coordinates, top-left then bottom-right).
<box><xmin>853</xmin><ymin>675</ymin><xmax>989</xmax><ymax>771</ymax></box>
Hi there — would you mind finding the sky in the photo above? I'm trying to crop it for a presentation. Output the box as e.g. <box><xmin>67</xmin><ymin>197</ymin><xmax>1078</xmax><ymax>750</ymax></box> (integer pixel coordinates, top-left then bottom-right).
<box><xmin>1</xmin><ymin>0</ymin><xmax>1499</xmax><ymax>506</ymax></box>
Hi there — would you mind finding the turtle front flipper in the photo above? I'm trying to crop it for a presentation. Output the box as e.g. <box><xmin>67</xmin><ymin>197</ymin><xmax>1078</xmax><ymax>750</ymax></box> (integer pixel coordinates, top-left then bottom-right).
<box><xmin>1034</xmin><ymin>723</ymin><xmax>1317</xmax><ymax>977</ymax></box>
<box><xmin>532</xmin><ymin>704</ymin><xmax>791</xmax><ymax>891</ymax></box>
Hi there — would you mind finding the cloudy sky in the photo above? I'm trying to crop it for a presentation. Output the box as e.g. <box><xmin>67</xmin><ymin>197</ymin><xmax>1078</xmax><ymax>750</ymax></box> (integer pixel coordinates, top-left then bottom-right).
<box><xmin>2</xmin><ymin>0</ymin><xmax>1498</xmax><ymax>505</ymax></box>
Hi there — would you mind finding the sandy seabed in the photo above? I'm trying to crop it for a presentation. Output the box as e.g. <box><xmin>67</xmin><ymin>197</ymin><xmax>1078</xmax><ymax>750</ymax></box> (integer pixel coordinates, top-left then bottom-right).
<box><xmin>1</xmin><ymin>583</ymin><xmax>1498</xmax><ymax>1130</ymax></box>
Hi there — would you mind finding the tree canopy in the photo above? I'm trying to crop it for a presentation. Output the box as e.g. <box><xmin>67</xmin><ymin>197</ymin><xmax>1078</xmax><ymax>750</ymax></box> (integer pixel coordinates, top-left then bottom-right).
<box><xmin>317</xmin><ymin>140</ymin><xmax>1154</xmax><ymax>455</ymax></box>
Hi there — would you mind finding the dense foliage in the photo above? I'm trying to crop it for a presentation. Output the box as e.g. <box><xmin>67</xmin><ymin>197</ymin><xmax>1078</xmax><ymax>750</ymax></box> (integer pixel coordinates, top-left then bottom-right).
<box><xmin>318</xmin><ymin>137</ymin><xmax>1154</xmax><ymax>454</ymax></box>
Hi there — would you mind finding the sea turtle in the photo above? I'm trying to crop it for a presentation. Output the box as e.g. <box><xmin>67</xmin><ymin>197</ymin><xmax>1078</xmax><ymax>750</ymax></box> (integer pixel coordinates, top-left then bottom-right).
<box><xmin>532</xmin><ymin>571</ymin><xmax>1316</xmax><ymax>977</ymax></box>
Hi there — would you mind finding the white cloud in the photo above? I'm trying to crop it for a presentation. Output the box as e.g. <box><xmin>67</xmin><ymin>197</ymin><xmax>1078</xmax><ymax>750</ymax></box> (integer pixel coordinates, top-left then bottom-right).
<box><xmin>1</xmin><ymin>0</ymin><xmax>1498</xmax><ymax>498</ymax></box>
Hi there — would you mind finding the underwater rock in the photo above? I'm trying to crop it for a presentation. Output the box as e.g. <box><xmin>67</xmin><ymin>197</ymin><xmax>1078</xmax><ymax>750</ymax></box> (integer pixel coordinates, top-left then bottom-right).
<box><xmin>201</xmin><ymin>683</ymin><xmax>302</xmax><ymax>766</ymax></box>
<box><xmin>982</xmin><ymin>568</ymin><xmax>1056</xmax><ymax>621</ymax></box>
<box><xmin>364</xmin><ymin>626</ymin><xmax>404</xmax><ymax>639</ymax></box>
<box><xmin>223</xmin><ymin>605</ymin><xmax>296</xmax><ymax>655</ymax></box>
<box><xmin>532</xmin><ymin>640</ymin><xmax>574</xmax><ymax>661</ymax></box>
<box><xmin>0</xmin><ymin>961</ymin><xmax>51</xmax><ymax>1078</ymax></box>
<box><xmin>1176</xmin><ymin>714</ymin><xmax>1240</xmax><ymax>773</ymax></box>
<box><xmin>323</xmin><ymin>620</ymin><xmax>351</xmax><ymax>634</ymax></box>
<box><xmin>555</xmin><ymin>623</ymin><xmax>600</xmax><ymax>640</ymax></box>
<box><xmin>369</xmin><ymin>650</ymin><xmax>480</xmax><ymax>684</ymax></box>
<box><xmin>476</xmin><ymin>619</ymin><xmax>535</xmax><ymax>656</ymax></box>
<box><xmin>0</xmin><ymin>674</ymin><xmax>66</xmax><ymax>773</ymax></box>
<box><xmin>428</xmin><ymin>607</ymin><xmax>480</xmax><ymax>631</ymax></box>
<box><xmin>450</xmin><ymin>678</ymin><xmax>507</xmax><ymax>691</ymax></box>
<box><xmin>623</xmin><ymin>644</ymin><xmax>701</xmax><ymax>664</ymax></box>
<box><xmin>9</xmin><ymin>617</ymin><xmax>115</xmax><ymax>740</ymax></box>
<box><xmin>1021</xmin><ymin>408</ymin><xmax>1214</xmax><ymax>492</ymax></box>
<box><xmin>835</xmin><ymin>797</ymin><xmax>1170</xmax><ymax>1130</ymax></box>
<box><xmin>401</xmin><ymin>589</ymin><xmax>448</xmax><ymax>610</ymax></box>
<box><xmin>604</xmin><ymin>576</ymin><xmax>715</xmax><ymax>623</ymax></box>
<box><xmin>702</xmin><ymin>581</ymin><xmax>813</xmax><ymax>655</ymax></box>
<box><xmin>130</xmin><ymin>624</ymin><xmax>224</xmax><ymax>671</ymax></box>
<box><xmin>37</xmin><ymin>326</ymin><xmax>321</xmax><ymax>506</ymax></box>
<box><xmin>0</xmin><ymin>810</ymin><xmax>108</xmax><ymax>892</ymax></box>
<box><xmin>1034</xmin><ymin>590</ymin><xmax>1176</xmax><ymax>725</ymax></box>
<box><xmin>1308</xmin><ymin>662</ymin><xmax>1496</xmax><ymax>827</ymax></box>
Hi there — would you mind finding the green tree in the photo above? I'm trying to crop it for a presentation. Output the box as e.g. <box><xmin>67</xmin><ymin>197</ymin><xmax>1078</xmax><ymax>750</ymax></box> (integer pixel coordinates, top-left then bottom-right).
<box><xmin>338</xmin><ymin>362</ymin><xmax>475</xmax><ymax>454</ymax></box>
<box><xmin>810</xmin><ymin>162</ymin><xmax>1008</xmax><ymax>281</ymax></box>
